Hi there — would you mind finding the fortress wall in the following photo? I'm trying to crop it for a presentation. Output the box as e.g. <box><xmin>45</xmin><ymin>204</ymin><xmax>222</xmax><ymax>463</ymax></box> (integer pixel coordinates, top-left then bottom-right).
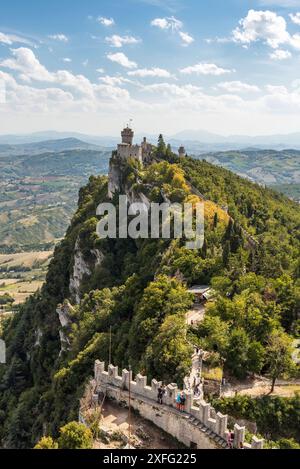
<box><xmin>117</xmin><ymin>144</ymin><xmax>142</xmax><ymax>162</ymax></box>
<box><xmin>93</xmin><ymin>361</ymin><xmax>264</xmax><ymax>450</ymax></box>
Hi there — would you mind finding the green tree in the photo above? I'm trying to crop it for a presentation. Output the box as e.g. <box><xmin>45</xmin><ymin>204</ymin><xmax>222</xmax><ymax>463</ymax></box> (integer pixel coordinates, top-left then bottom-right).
<box><xmin>247</xmin><ymin>341</ymin><xmax>265</xmax><ymax>375</ymax></box>
<box><xmin>196</xmin><ymin>315</ymin><xmax>229</xmax><ymax>355</ymax></box>
<box><xmin>213</xmin><ymin>212</ymin><xmax>219</xmax><ymax>229</ymax></box>
<box><xmin>34</xmin><ymin>436</ymin><xmax>58</xmax><ymax>449</ymax></box>
<box><xmin>145</xmin><ymin>314</ymin><xmax>192</xmax><ymax>385</ymax></box>
<box><xmin>157</xmin><ymin>134</ymin><xmax>166</xmax><ymax>158</ymax></box>
<box><xmin>222</xmin><ymin>240</ymin><xmax>231</xmax><ymax>268</ymax></box>
<box><xmin>265</xmin><ymin>330</ymin><xmax>294</xmax><ymax>392</ymax></box>
<box><xmin>58</xmin><ymin>421</ymin><xmax>93</xmax><ymax>449</ymax></box>
<box><xmin>225</xmin><ymin>328</ymin><xmax>250</xmax><ymax>379</ymax></box>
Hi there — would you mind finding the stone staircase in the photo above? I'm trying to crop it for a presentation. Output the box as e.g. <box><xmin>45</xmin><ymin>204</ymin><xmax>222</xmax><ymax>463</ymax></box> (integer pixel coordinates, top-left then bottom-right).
<box><xmin>186</xmin><ymin>414</ymin><xmax>228</xmax><ymax>448</ymax></box>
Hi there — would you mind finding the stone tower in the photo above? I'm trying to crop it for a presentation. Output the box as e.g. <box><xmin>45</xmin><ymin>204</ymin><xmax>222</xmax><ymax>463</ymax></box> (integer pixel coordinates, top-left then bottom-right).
<box><xmin>121</xmin><ymin>126</ymin><xmax>134</xmax><ymax>145</ymax></box>
<box><xmin>178</xmin><ymin>145</ymin><xmax>186</xmax><ymax>157</ymax></box>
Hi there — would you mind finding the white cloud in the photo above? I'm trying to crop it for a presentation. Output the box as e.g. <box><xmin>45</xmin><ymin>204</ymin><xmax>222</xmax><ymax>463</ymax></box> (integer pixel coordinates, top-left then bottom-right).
<box><xmin>106</xmin><ymin>52</ymin><xmax>137</xmax><ymax>69</ymax></box>
<box><xmin>179</xmin><ymin>31</ymin><xmax>194</xmax><ymax>46</ymax></box>
<box><xmin>105</xmin><ymin>35</ymin><xmax>141</xmax><ymax>48</ymax></box>
<box><xmin>0</xmin><ymin>50</ymin><xmax>135</xmax><ymax>114</ymax></box>
<box><xmin>99</xmin><ymin>75</ymin><xmax>133</xmax><ymax>86</ymax></box>
<box><xmin>1</xmin><ymin>48</ymin><xmax>54</xmax><ymax>82</ymax></box>
<box><xmin>1</xmin><ymin>48</ymin><xmax>102</xmax><ymax>98</ymax></box>
<box><xmin>233</xmin><ymin>9</ymin><xmax>300</xmax><ymax>50</ymax></box>
<box><xmin>0</xmin><ymin>32</ymin><xmax>34</xmax><ymax>46</ymax></box>
<box><xmin>151</xmin><ymin>16</ymin><xmax>182</xmax><ymax>31</ymax></box>
<box><xmin>180</xmin><ymin>63</ymin><xmax>234</xmax><ymax>76</ymax></box>
<box><xmin>269</xmin><ymin>48</ymin><xmax>292</xmax><ymax>59</ymax></box>
<box><xmin>290</xmin><ymin>12</ymin><xmax>300</xmax><ymax>25</ymax></box>
<box><xmin>216</xmin><ymin>81</ymin><xmax>260</xmax><ymax>93</ymax></box>
<box><xmin>142</xmin><ymin>82</ymin><xmax>203</xmax><ymax>98</ymax></box>
<box><xmin>48</xmin><ymin>34</ymin><xmax>69</xmax><ymax>42</ymax></box>
<box><xmin>128</xmin><ymin>67</ymin><xmax>172</xmax><ymax>78</ymax></box>
<box><xmin>62</xmin><ymin>57</ymin><xmax>72</xmax><ymax>63</ymax></box>
<box><xmin>151</xmin><ymin>16</ymin><xmax>194</xmax><ymax>46</ymax></box>
<box><xmin>98</xmin><ymin>16</ymin><xmax>115</xmax><ymax>27</ymax></box>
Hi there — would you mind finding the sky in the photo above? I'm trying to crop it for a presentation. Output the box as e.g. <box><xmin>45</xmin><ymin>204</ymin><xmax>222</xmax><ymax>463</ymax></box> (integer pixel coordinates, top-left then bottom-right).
<box><xmin>1</xmin><ymin>0</ymin><xmax>300</xmax><ymax>136</ymax></box>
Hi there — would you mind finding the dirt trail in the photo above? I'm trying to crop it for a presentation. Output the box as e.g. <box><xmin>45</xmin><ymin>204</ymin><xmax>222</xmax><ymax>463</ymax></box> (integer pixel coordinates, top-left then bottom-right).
<box><xmin>93</xmin><ymin>400</ymin><xmax>183</xmax><ymax>449</ymax></box>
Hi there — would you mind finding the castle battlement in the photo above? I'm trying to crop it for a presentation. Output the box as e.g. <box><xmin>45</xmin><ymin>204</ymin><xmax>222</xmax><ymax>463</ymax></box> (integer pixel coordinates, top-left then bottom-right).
<box><xmin>115</xmin><ymin>126</ymin><xmax>152</xmax><ymax>164</ymax></box>
<box><xmin>93</xmin><ymin>361</ymin><xmax>264</xmax><ymax>450</ymax></box>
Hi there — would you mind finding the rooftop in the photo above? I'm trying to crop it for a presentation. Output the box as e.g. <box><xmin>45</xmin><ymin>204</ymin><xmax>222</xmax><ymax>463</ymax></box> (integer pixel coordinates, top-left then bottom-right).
<box><xmin>187</xmin><ymin>285</ymin><xmax>210</xmax><ymax>294</ymax></box>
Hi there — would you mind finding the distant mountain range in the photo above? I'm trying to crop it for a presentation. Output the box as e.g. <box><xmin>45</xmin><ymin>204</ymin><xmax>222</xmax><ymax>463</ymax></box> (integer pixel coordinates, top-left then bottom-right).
<box><xmin>1</xmin><ymin>129</ymin><xmax>300</xmax><ymax>152</ymax></box>
<box><xmin>0</xmin><ymin>138</ymin><xmax>106</xmax><ymax>157</ymax></box>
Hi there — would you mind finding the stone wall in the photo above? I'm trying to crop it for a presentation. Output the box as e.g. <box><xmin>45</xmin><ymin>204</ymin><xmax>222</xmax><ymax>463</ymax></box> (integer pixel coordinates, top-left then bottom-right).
<box><xmin>117</xmin><ymin>144</ymin><xmax>142</xmax><ymax>162</ymax></box>
<box><xmin>93</xmin><ymin>361</ymin><xmax>264</xmax><ymax>450</ymax></box>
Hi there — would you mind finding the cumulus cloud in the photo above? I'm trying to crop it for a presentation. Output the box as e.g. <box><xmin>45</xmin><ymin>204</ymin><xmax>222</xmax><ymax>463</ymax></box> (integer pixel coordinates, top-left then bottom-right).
<box><xmin>62</xmin><ymin>57</ymin><xmax>72</xmax><ymax>63</ymax></box>
<box><xmin>48</xmin><ymin>34</ymin><xmax>69</xmax><ymax>42</ymax></box>
<box><xmin>290</xmin><ymin>12</ymin><xmax>300</xmax><ymax>25</ymax></box>
<box><xmin>269</xmin><ymin>49</ymin><xmax>292</xmax><ymax>59</ymax></box>
<box><xmin>98</xmin><ymin>17</ymin><xmax>115</xmax><ymax>27</ymax></box>
<box><xmin>216</xmin><ymin>81</ymin><xmax>260</xmax><ymax>93</ymax></box>
<box><xmin>0</xmin><ymin>47</ymin><xmax>131</xmax><ymax>101</ymax></box>
<box><xmin>151</xmin><ymin>16</ymin><xmax>194</xmax><ymax>46</ymax></box>
<box><xmin>233</xmin><ymin>9</ymin><xmax>300</xmax><ymax>51</ymax></box>
<box><xmin>106</xmin><ymin>52</ymin><xmax>137</xmax><ymax>69</ymax></box>
<box><xmin>105</xmin><ymin>35</ymin><xmax>141</xmax><ymax>48</ymax></box>
<box><xmin>1</xmin><ymin>48</ymin><xmax>54</xmax><ymax>82</ymax></box>
<box><xmin>128</xmin><ymin>67</ymin><xmax>172</xmax><ymax>78</ymax></box>
<box><xmin>180</xmin><ymin>63</ymin><xmax>234</xmax><ymax>76</ymax></box>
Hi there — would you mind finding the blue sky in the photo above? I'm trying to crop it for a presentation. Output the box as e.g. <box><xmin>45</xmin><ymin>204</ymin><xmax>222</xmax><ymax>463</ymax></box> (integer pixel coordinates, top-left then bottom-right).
<box><xmin>1</xmin><ymin>0</ymin><xmax>300</xmax><ymax>136</ymax></box>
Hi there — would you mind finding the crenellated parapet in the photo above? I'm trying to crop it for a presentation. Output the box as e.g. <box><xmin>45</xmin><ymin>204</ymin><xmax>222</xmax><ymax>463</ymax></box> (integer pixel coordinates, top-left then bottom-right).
<box><xmin>93</xmin><ymin>361</ymin><xmax>264</xmax><ymax>450</ymax></box>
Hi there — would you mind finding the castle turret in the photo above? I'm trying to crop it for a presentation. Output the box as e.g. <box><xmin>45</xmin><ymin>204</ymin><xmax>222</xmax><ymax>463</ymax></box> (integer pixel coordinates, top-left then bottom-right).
<box><xmin>178</xmin><ymin>145</ymin><xmax>186</xmax><ymax>157</ymax></box>
<box><xmin>121</xmin><ymin>126</ymin><xmax>134</xmax><ymax>145</ymax></box>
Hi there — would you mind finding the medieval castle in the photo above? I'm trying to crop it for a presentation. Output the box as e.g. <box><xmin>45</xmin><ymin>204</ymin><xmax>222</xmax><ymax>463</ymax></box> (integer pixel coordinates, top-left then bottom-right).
<box><xmin>108</xmin><ymin>125</ymin><xmax>186</xmax><ymax>198</ymax></box>
<box><xmin>115</xmin><ymin>125</ymin><xmax>186</xmax><ymax>165</ymax></box>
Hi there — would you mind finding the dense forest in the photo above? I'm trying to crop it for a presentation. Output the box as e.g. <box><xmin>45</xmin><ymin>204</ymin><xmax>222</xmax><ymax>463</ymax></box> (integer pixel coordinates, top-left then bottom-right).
<box><xmin>0</xmin><ymin>141</ymin><xmax>299</xmax><ymax>448</ymax></box>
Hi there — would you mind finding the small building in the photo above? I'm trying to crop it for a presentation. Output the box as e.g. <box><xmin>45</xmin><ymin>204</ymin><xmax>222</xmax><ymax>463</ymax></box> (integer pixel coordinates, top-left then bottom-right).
<box><xmin>178</xmin><ymin>145</ymin><xmax>186</xmax><ymax>157</ymax></box>
<box><xmin>187</xmin><ymin>285</ymin><xmax>212</xmax><ymax>304</ymax></box>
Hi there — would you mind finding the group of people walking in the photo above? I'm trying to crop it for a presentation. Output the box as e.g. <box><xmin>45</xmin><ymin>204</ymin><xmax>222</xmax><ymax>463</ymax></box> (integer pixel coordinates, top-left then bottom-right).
<box><xmin>157</xmin><ymin>385</ymin><xmax>187</xmax><ymax>412</ymax></box>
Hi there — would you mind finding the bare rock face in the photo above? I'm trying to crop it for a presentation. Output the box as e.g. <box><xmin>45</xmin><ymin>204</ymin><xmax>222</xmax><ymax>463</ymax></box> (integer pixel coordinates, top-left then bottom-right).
<box><xmin>69</xmin><ymin>239</ymin><xmax>105</xmax><ymax>304</ymax></box>
<box><xmin>56</xmin><ymin>300</ymin><xmax>74</xmax><ymax>328</ymax></box>
<box><xmin>69</xmin><ymin>239</ymin><xmax>92</xmax><ymax>304</ymax></box>
<box><xmin>56</xmin><ymin>300</ymin><xmax>74</xmax><ymax>353</ymax></box>
<box><xmin>34</xmin><ymin>327</ymin><xmax>43</xmax><ymax>347</ymax></box>
<box><xmin>59</xmin><ymin>330</ymin><xmax>71</xmax><ymax>353</ymax></box>
<box><xmin>91</xmin><ymin>249</ymin><xmax>104</xmax><ymax>267</ymax></box>
<box><xmin>108</xmin><ymin>158</ymin><xmax>123</xmax><ymax>199</ymax></box>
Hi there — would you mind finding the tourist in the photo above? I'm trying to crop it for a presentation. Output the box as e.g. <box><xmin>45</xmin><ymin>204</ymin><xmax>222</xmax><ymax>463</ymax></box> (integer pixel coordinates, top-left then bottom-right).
<box><xmin>227</xmin><ymin>431</ymin><xmax>235</xmax><ymax>449</ymax></box>
<box><xmin>157</xmin><ymin>384</ymin><xmax>165</xmax><ymax>405</ymax></box>
<box><xmin>194</xmin><ymin>384</ymin><xmax>201</xmax><ymax>397</ymax></box>
<box><xmin>176</xmin><ymin>392</ymin><xmax>181</xmax><ymax>410</ymax></box>
<box><xmin>180</xmin><ymin>391</ymin><xmax>186</xmax><ymax>412</ymax></box>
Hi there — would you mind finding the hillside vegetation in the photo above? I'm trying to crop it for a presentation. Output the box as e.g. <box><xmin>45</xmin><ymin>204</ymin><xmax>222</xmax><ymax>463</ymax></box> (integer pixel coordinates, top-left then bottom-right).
<box><xmin>200</xmin><ymin>149</ymin><xmax>300</xmax><ymax>192</ymax></box>
<box><xmin>0</xmin><ymin>145</ymin><xmax>299</xmax><ymax>448</ymax></box>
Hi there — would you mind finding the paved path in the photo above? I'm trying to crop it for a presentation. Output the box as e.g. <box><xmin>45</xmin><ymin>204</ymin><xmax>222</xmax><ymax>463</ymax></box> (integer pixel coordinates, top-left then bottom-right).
<box><xmin>186</xmin><ymin>304</ymin><xmax>205</xmax><ymax>326</ymax></box>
